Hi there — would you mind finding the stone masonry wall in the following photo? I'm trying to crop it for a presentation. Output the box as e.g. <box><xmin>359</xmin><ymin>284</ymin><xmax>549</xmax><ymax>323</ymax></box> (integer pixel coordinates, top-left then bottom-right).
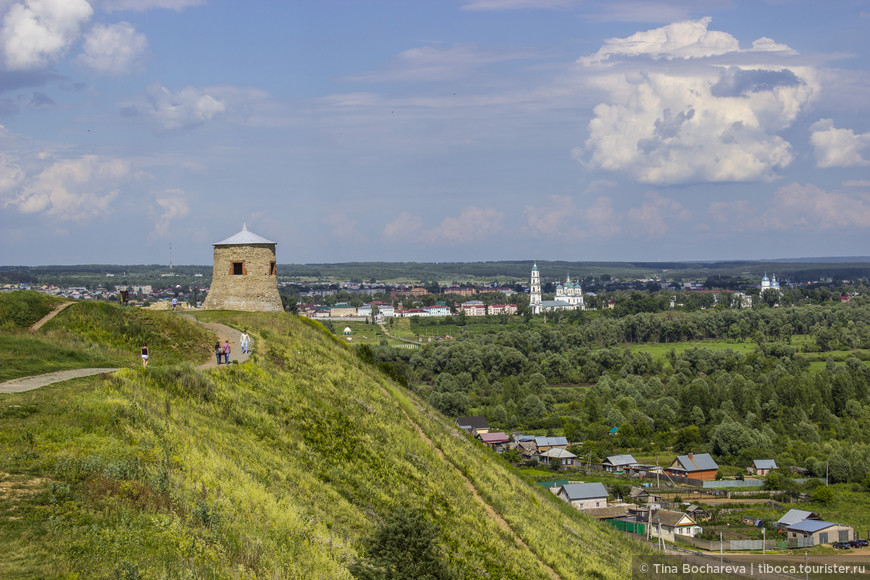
<box><xmin>203</xmin><ymin>244</ymin><xmax>282</xmax><ymax>312</ymax></box>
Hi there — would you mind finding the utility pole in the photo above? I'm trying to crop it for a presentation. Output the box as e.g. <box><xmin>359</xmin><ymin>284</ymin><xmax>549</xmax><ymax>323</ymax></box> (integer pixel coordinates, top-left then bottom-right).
<box><xmin>720</xmin><ymin>531</ymin><xmax>723</xmax><ymax>564</ymax></box>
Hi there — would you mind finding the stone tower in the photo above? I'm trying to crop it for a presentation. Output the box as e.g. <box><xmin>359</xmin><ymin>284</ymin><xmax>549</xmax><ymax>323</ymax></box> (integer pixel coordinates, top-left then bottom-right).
<box><xmin>203</xmin><ymin>223</ymin><xmax>283</xmax><ymax>312</ymax></box>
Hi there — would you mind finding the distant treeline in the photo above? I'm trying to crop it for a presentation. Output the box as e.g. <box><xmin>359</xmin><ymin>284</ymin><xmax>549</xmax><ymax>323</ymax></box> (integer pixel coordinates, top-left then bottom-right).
<box><xmin>2</xmin><ymin>259</ymin><xmax>870</xmax><ymax>288</ymax></box>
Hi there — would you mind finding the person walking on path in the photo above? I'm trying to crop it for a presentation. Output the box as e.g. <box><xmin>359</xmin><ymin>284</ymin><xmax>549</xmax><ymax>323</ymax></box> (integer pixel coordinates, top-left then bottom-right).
<box><xmin>214</xmin><ymin>342</ymin><xmax>222</xmax><ymax>365</ymax></box>
<box><xmin>171</xmin><ymin>297</ymin><xmax>178</xmax><ymax>310</ymax></box>
<box><xmin>240</xmin><ymin>330</ymin><xmax>251</xmax><ymax>354</ymax></box>
<box><xmin>141</xmin><ymin>344</ymin><xmax>149</xmax><ymax>368</ymax></box>
<box><xmin>222</xmin><ymin>340</ymin><xmax>231</xmax><ymax>365</ymax></box>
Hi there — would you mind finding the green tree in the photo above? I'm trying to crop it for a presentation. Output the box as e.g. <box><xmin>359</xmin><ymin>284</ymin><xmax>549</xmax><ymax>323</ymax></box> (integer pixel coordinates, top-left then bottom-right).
<box><xmin>349</xmin><ymin>507</ymin><xmax>457</xmax><ymax>580</ymax></box>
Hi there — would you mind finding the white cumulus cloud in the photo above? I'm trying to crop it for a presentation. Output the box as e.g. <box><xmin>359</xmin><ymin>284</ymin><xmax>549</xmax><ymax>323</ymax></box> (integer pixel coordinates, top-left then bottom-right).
<box><xmin>151</xmin><ymin>188</ymin><xmax>189</xmax><ymax>238</ymax></box>
<box><xmin>1</xmin><ymin>0</ymin><xmax>93</xmax><ymax>70</ymax></box>
<box><xmin>133</xmin><ymin>82</ymin><xmax>227</xmax><ymax>131</ymax></box>
<box><xmin>78</xmin><ymin>21</ymin><xmax>147</xmax><ymax>74</ymax></box>
<box><xmin>577</xmin><ymin>17</ymin><xmax>817</xmax><ymax>185</ymax></box>
<box><xmin>710</xmin><ymin>182</ymin><xmax>870</xmax><ymax>231</ymax></box>
<box><xmin>810</xmin><ymin>119</ymin><xmax>870</xmax><ymax>168</ymax></box>
<box><xmin>3</xmin><ymin>154</ymin><xmax>130</xmax><ymax>220</ymax></box>
<box><xmin>382</xmin><ymin>207</ymin><xmax>504</xmax><ymax>244</ymax></box>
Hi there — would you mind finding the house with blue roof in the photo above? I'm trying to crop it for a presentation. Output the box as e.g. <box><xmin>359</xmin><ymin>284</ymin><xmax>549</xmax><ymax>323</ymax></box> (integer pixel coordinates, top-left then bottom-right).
<box><xmin>785</xmin><ymin>519</ymin><xmax>853</xmax><ymax>545</ymax></box>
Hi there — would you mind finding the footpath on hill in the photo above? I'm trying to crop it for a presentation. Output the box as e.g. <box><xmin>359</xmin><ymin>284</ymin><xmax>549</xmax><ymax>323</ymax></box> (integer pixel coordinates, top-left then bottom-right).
<box><xmin>29</xmin><ymin>301</ymin><xmax>74</xmax><ymax>332</ymax></box>
<box><xmin>191</xmin><ymin>319</ymin><xmax>251</xmax><ymax>369</ymax></box>
<box><xmin>0</xmin><ymin>313</ymin><xmax>249</xmax><ymax>394</ymax></box>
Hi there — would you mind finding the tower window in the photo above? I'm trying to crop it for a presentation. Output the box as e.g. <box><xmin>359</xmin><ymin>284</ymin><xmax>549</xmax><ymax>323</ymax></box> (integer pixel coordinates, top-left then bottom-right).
<box><xmin>230</xmin><ymin>261</ymin><xmax>246</xmax><ymax>275</ymax></box>
<box><xmin>270</xmin><ymin>261</ymin><xmax>277</xmax><ymax>276</ymax></box>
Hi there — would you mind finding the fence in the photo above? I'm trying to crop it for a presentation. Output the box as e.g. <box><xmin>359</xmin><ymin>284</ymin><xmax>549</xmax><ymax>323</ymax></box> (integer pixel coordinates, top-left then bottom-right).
<box><xmin>674</xmin><ymin>536</ymin><xmax>781</xmax><ymax>552</ymax></box>
<box><xmin>607</xmin><ymin>519</ymin><xmax>646</xmax><ymax>535</ymax></box>
<box><xmin>702</xmin><ymin>479</ymin><xmax>765</xmax><ymax>489</ymax></box>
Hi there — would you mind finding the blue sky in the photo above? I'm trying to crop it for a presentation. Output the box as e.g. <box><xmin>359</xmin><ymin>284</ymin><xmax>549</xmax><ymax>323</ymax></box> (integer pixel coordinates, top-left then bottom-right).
<box><xmin>1</xmin><ymin>0</ymin><xmax>869</xmax><ymax>266</ymax></box>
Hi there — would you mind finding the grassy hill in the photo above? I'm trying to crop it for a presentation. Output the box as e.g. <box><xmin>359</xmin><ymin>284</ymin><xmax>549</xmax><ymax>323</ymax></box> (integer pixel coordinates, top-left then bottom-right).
<box><xmin>0</xmin><ymin>292</ymin><xmax>214</xmax><ymax>382</ymax></box>
<box><xmin>0</xmin><ymin>297</ymin><xmax>649</xmax><ymax>579</ymax></box>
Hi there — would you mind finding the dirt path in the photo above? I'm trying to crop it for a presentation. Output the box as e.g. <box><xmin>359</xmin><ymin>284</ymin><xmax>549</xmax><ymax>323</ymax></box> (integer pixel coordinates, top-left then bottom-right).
<box><xmin>377</xmin><ymin>322</ymin><xmax>422</xmax><ymax>346</ymax></box>
<box><xmin>30</xmin><ymin>302</ymin><xmax>74</xmax><ymax>332</ymax></box>
<box><xmin>3</xmin><ymin>315</ymin><xmax>251</xmax><ymax>394</ymax></box>
<box><xmin>399</xmin><ymin>403</ymin><xmax>562</xmax><ymax>580</ymax></box>
<box><xmin>185</xmin><ymin>318</ymin><xmax>251</xmax><ymax>370</ymax></box>
<box><xmin>0</xmin><ymin>368</ymin><xmax>120</xmax><ymax>394</ymax></box>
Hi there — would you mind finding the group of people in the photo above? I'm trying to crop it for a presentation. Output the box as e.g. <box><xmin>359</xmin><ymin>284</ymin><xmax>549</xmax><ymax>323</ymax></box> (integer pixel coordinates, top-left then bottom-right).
<box><xmin>214</xmin><ymin>330</ymin><xmax>251</xmax><ymax>365</ymax></box>
<box><xmin>142</xmin><ymin>330</ymin><xmax>251</xmax><ymax>368</ymax></box>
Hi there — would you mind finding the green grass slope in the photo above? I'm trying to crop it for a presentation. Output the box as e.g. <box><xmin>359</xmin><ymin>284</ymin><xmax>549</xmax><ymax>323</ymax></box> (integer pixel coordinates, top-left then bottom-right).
<box><xmin>0</xmin><ymin>293</ymin><xmax>214</xmax><ymax>381</ymax></box>
<box><xmin>0</xmin><ymin>307</ymin><xmax>647</xmax><ymax>579</ymax></box>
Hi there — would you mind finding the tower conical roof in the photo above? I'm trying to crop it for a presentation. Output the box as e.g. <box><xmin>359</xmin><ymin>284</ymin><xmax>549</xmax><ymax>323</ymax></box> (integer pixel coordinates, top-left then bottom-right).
<box><xmin>213</xmin><ymin>223</ymin><xmax>276</xmax><ymax>245</ymax></box>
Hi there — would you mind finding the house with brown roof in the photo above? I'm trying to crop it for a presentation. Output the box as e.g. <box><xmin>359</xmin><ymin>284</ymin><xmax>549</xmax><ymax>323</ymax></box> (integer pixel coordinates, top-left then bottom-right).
<box><xmin>665</xmin><ymin>453</ymin><xmax>719</xmax><ymax>481</ymax></box>
<box><xmin>478</xmin><ymin>432</ymin><xmax>510</xmax><ymax>452</ymax></box>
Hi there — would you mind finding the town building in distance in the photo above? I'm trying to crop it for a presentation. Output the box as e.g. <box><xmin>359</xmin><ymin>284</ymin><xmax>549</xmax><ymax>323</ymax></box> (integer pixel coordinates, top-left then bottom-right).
<box><xmin>530</xmin><ymin>261</ymin><xmax>585</xmax><ymax>314</ymax></box>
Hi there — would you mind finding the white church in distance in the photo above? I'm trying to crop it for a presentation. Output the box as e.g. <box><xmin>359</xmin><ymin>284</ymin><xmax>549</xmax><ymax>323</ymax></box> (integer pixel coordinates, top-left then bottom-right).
<box><xmin>530</xmin><ymin>262</ymin><xmax>585</xmax><ymax>314</ymax></box>
<box><xmin>761</xmin><ymin>272</ymin><xmax>781</xmax><ymax>293</ymax></box>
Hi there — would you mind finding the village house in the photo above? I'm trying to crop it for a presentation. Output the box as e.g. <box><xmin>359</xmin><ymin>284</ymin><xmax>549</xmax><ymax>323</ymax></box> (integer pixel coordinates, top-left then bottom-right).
<box><xmin>748</xmin><ymin>459</ymin><xmax>778</xmax><ymax>476</ymax></box>
<box><xmin>665</xmin><ymin>453</ymin><xmax>719</xmax><ymax>481</ymax></box>
<box><xmin>648</xmin><ymin>510</ymin><xmax>703</xmax><ymax>542</ymax></box>
<box><xmin>785</xmin><ymin>520</ymin><xmax>854</xmax><ymax>546</ymax></box>
<box><xmin>539</xmin><ymin>448</ymin><xmax>577</xmax><ymax>468</ymax></box>
<box><xmin>685</xmin><ymin>505</ymin><xmax>711</xmax><ymax>522</ymax></box>
<box><xmin>776</xmin><ymin>509</ymin><xmax>822</xmax><ymax>529</ymax></box>
<box><xmin>423</xmin><ymin>305</ymin><xmax>451</xmax><ymax>316</ymax></box>
<box><xmin>533</xmin><ymin>436</ymin><xmax>569</xmax><ymax>454</ymax></box>
<box><xmin>478</xmin><ymin>432</ymin><xmax>511</xmax><ymax>452</ymax></box>
<box><xmin>455</xmin><ymin>416</ymin><xmax>490</xmax><ymax>437</ymax></box>
<box><xmin>507</xmin><ymin>440</ymin><xmax>538</xmax><ymax>462</ymax></box>
<box><xmin>556</xmin><ymin>482</ymin><xmax>609</xmax><ymax>511</ymax></box>
<box><xmin>602</xmin><ymin>454</ymin><xmax>637</xmax><ymax>473</ymax></box>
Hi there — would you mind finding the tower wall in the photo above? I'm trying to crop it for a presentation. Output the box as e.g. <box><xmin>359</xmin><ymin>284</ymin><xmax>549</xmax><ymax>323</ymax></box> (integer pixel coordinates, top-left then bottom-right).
<box><xmin>203</xmin><ymin>243</ymin><xmax>282</xmax><ymax>311</ymax></box>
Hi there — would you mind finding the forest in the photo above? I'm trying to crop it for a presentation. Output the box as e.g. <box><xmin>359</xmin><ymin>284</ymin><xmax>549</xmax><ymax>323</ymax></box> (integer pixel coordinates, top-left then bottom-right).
<box><xmin>363</xmin><ymin>296</ymin><xmax>870</xmax><ymax>485</ymax></box>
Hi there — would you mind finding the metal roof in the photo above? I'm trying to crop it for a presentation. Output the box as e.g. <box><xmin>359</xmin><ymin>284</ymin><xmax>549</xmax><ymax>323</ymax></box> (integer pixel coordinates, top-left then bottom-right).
<box><xmin>674</xmin><ymin>453</ymin><xmax>718</xmax><ymax>472</ymax></box>
<box><xmin>777</xmin><ymin>509</ymin><xmax>819</xmax><ymax>526</ymax></box>
<box><xmin>753</xmin><ymin>459</ymin><xmax>778</xmax><ymax>469</ymax></box>
<box><xmin>540</xmin><ymin>448</ymin><xmax>577</xmax><ymax>459</ymax></box>
<box><xmin>455</xmin><ymin>416</ymin><xmax>489</xmax><ymax>430</ymax></box>
<box><xmin>560</xmin><ymin>482</ymin><xmax>608</xmax><ymax>501</ymax></box>
<box><xmin>786</xmin><ymin>520</ymin><xmax>839</xmax><ymax>534</ymax></box>
<box><xmin>213</xmin><ymin>223</ymin><xmax>276</xmax><ymax>245</ymax></box>
<box><xmin>479</xmin><ymin>432</ymin><xmax>510</xmax><ymax>443</ymax></box>
<box><xmin>604</xmin><ymin>454</ymin><xmax>637</xmax><ymax>466</ymax></box>
<box><xmin>534</xmin><ymin>436</ymin><xmax>569</xmax><ymax>447</ymax></box>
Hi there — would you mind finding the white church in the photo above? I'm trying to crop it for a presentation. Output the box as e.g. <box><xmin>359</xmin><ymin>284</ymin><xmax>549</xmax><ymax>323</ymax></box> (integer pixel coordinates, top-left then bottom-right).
<box><xmin>530</xmin><ymin>262</ymin><xmax>585</xmax><ymax>314</ymax></box>
<box><xmin>761</xmin><ymin>272</ymin><xmax>781</xmax><ymax>293</ymax></box>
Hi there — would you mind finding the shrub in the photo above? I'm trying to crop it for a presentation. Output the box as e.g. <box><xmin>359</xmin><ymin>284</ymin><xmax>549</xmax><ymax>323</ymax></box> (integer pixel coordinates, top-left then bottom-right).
<box><xmin>811</xmin><ymin>485</ymin><xmax>834</xmax><ymax>505</ymax></box>
<box><xmin>348</xmin><ymin>507</ymin><xmax>457</xmax><ymax>580</ymax></box>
